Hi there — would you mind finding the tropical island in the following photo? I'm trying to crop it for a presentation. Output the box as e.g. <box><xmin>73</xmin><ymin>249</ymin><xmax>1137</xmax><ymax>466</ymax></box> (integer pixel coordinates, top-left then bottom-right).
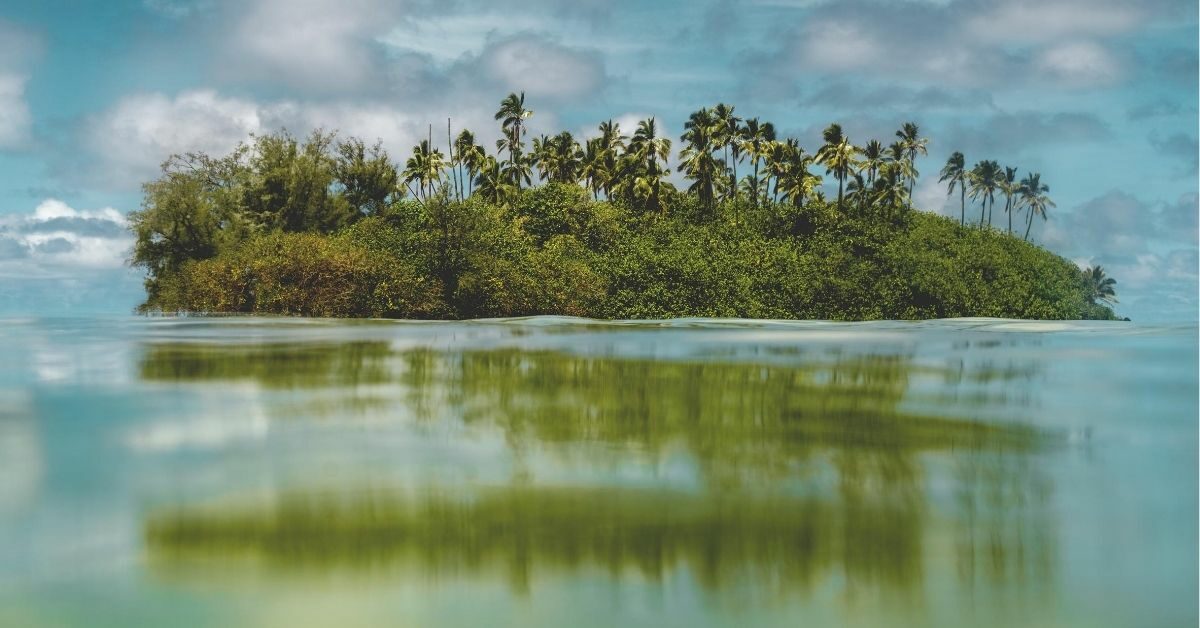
<box><xmin>129</xmin><ymin>93</ymin><xmax>1121</xmax><ymax>321</ymax></box>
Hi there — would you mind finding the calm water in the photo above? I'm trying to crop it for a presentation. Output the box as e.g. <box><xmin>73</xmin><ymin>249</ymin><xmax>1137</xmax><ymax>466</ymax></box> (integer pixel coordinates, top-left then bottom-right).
<box><xmin>0</xmin><ymin>316</ymin><xmax>1195</xmax><ymax>627</ymax></box>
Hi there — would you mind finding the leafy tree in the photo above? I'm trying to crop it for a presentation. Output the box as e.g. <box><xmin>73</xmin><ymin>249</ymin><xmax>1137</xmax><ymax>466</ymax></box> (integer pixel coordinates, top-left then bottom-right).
<box><xmin>333</xmin><ymin>137</ymin><xmax>399</xmax><ymax>217</ymax></box>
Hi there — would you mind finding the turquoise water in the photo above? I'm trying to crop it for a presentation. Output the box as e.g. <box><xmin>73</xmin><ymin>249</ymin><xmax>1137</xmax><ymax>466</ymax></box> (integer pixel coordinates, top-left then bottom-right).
<box><xmin>0</xmin><ymin>316</ymin><xmax>1195</xmax><ymax>627</ymax></box>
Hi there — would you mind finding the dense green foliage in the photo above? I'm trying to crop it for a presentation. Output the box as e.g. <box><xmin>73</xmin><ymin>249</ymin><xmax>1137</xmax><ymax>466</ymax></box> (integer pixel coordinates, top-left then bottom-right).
<box><xmin>129</xmin><ymin>98</ymin><xmax>1120</xmax><ymax>321</ymax></box>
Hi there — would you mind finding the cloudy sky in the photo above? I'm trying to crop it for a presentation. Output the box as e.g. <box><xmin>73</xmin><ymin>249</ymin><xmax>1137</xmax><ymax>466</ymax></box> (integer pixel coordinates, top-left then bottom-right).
<box><xmin>0</xmin><ymin>0</ymin><xmax>1195</xmax><ymax>320</ymax></box>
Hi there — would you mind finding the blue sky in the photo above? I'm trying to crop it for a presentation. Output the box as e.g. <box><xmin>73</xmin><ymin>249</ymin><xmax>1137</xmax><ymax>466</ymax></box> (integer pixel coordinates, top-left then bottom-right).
<box><xmin>0</xmin><ymin>0</ymin><xmax>1195</xmax><ymax>320</ymax></box>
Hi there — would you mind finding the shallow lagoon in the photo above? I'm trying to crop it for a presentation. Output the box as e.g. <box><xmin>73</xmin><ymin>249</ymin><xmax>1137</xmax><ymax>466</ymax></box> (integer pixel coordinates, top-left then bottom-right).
<box><xmin>0</xmin><ymin>317</ymin><xmax>1195</xmax><ymax>627</ymax></box>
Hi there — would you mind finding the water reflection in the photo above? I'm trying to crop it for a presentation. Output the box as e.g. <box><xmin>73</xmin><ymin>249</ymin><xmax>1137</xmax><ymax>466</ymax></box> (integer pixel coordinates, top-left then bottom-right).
<box><xmin>138</xmin><ymin>339</ymin><xmax>1057</xmax><ymax>603</ymax></box>
<box><xmin>146</xmin><ymin>486</ymin><xmax>926</xmax><ymax>595</ymax></box>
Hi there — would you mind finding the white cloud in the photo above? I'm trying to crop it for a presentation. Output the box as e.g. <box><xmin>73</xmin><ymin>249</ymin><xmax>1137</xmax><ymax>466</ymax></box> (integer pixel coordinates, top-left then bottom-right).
<box><xmin>1035</xmin><ymin>41</ymin><xmax>1121</xmax><ymax>86</ymax></box>
<box><xmin>0</xmin><ymin>199</ymin><xmax>132</xmax><ymax>273</ymax></box>
<box><xmin>0</xmin><ymin>74</ymin><xmax>31</xmax><ymax>149</ymax></box>
<box><xmin>84</xmin><ymin>90</ymin><xmax>262</xmax><ymax>186</ymax></box>
<box><xmin>0</xmin><ymin>20</ymin><xmax>40</xmax><ymax>150</ymax></box>
<box><xmin>965</xmin><ymin>0</ymin><xmax>1142</xmax><ymax>45</ymax></box>
<box><xmin>0</xmin><ymin>199</ymin><xmax>143</xmax><ymax>315</ymax></box>
<box><xmin>221</xmin><ymin>0</ymin><xmax>401</xmax><ymax>92</ymax></box>
<box><xmin>481</xmin><ymin>35</ymin><xmax>606</xmax><ymax>101</ymax></box>
<box><xmin>81</xmin><ymin>89</ymin><xmax>510</xmax><ymax>189</ymax></box>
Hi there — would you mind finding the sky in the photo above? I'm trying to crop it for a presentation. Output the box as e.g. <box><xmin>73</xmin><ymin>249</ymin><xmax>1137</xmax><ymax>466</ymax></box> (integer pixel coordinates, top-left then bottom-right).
<box><xmin>0</xmin><ymin>0</ymin><xmax>1195</xmax><ymax>321</ymax></box>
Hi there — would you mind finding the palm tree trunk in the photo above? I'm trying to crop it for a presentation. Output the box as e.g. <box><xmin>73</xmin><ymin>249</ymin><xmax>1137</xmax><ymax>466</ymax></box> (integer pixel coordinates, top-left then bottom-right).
<box><xmin>752</xmin><ymin>160</ymin><xmax>760</xmax><ymax>208</ymax></box>
<box><xmin>837</xmin><ymin>175</ymin><xmax>844</xmax><ymax>213</ymax></box>
<box><xmin>1024</xmin><ymin>209</ymin><xmax>1033</xmax><ymax>241</ymax></box>
<box><xmin>960</xmin><ymin>187</ymin><xmax>965</xmax><ymax>226</ymax></box>
<box><xmin>1006</xmin><ymin>197</ymin><xmax>1012</xmax><ymax>234</ymax></box>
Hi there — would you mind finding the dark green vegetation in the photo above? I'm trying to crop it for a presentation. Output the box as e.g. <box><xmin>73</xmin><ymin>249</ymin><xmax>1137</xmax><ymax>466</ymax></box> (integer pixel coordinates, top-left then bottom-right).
<box><xmin>129</xmin><ymin>94</ymin><xmax>1120</xmax><ymax>320</ymax></box>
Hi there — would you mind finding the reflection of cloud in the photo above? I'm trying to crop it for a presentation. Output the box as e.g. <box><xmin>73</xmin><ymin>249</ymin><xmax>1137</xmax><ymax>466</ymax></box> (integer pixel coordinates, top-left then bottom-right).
<box><xmin>126</xmin><ymin>409</ymin><xmax>268</xmax><ymax>452</ymax></box>
<box><xmin>0</xmin><ymin>392</ymin><xmax>42</xmax><ymax>514</ymax></box>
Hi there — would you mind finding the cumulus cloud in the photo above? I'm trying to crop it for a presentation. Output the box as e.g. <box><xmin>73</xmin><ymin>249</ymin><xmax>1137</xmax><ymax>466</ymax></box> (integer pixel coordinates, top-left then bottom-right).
<box><xmin>1042</xmin><ymin>189</ymin><xmax>1198</xmax><ymax>321</ymax></box>
<box><xmin>218</xmin><ymin>0</ymin><xmax>403</xmax><ymax>93</ymax></box>
<box><xmin>0</xmin><ymin>199</ymin><xmax>142</xmax><ymax>315</ymax></box>
<box><xmin>82</xmin><ymin>90</ymin><xmax>262</xmax><ymax>187</ymax></box>
<box><xmin>478</xmin><ymin>34</ymin><xmax>606</xmax><ymax>101</ymax></box>
<box><xmin>0</xmin><ymin>199</ymin><xmax>131</xmax><ymax>271</ymax></box>
<box><xmin>1035</xmin><ymin>41</ymin><xmax>1122</xmax><ymax>86</ymax></box>
<box><xmin>964</xmin><ymin>0</ymin><xmax>1142</xmax><ymax>45</ymax></box>
<box><xmin>746</xmin><ymin>0</ymin><xmax>1155</xmax><ymax>94</ymax></box>
<box><xmin>78</xmin><ymin>88</ymin><xmax>511</xmax><ymax>190</ymax></box>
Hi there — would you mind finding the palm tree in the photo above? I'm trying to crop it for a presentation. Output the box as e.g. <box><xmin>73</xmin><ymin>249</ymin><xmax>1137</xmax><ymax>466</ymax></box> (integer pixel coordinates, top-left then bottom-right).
<box><xmin>968</xmin><ymin>160</ymin><xmax>1001</xmax><ymax>227</ymax></box>
<box><xmin>596</xmin><ymin>119</ymin><xmax>627</xmax><ymax>199</ymax></box>
<box><xmin>629</xmin><ymin>117</ymin><xmax>671</xmax><ymax>171</ymax></box>
<box><xmin>474</xmin><ymin>155</ymin><xmax>516</xmax><ymax>207</ymax></box>
<box><xmin>713</xmin><ymin>103</ymin><xmax>741</xmax><ymax>193</ymax></box>
<box><xmin>579</xmin><ymin>138</ymin><xmax>608</xmax><ymax>200</ymax></box>
<box><xmin>939</xmin><ymin>152</ymin><xmax>966</xmax><ymax>226</ymax></box>
<box><xmin>1000</xmin><ymin>166</ymin><xmax>1018</xmax><ymax>235</ymax></box>
<box><xmin>778</xmin><ymin>146</ymin><xmax>820</xmax><ymax>209</ymax></box>
<box><xmin>402</xmin><ymin>139</ymin><xmax>446</xmax><ymax>201</ymax></box>
<box><xmin>860</xmin><ymin>140</ymin><xmax>884</xmax><ymax>185</ymax></box>
<box><xmin>1018</xmin><ymin>172</ymin><xmax>1054</xmax><ymax>241</ymax></box>
<box><xmin>494</xmin><ymin>92</ymin><xmax>533</xmax><ymax>188</ymax></box>
<box><xmin>1082</xmin><ymin>265</ymin><xmax>1118</xmax><ymax>305</ymax></box>
<box><xmin>896</xmin><ymin>122</ymin><xmax>928</xmax><ymax>209</ymax></box>
<box><xmin>622</xmin><ymin>118</ymin><xmax>673</xmax><ymax>214</ymax></box>
<box><xmin>740</xmin><ymin>117</ymin><xmax>776</xmax><ymax>208</ymax></box>
<box><xmin>454</xmin><ymin>130</ymin><xmax>485</xmax><ymax>199</ymax></box>
<box><xmin>502</xmin><ymin>149</ymin><xmax>533</xmax><ymax>190</ymax></box>
<box><xmin>875</xmin><ymin>161</ymin><xmax>910</xmax><ymax>218</ymax></box>
<box><xmin>679</xmin><ymin>107</ymin><xmax>720</xmax><ymax>212</ymax></box>
<box><xmin>845</xmin><ymin>172</ymin><xmax>870</xmax><ymax>215</ymax></box>
<box><xmin>815</xmin><ymin>123</ymin><xmax>858</xmax><ymax>214</ymax></box>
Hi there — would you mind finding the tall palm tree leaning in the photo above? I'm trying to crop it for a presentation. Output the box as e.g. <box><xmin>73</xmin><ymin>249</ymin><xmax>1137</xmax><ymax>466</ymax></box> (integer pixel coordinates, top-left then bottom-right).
<box><xmin>494</xmin><ymin>92</ymin><xmax>533</xmax><ymax>189</ymax></box>
<box><xmin>816</xmin><ymin>123</ymin><xmax>858</xmax><ymax>214</ymax></box>
<box><xmin>896</xmin><ymin>122</ymin><xmax>928</xmax><ymax>210</ymax></box>
<box><xmin>1018</xmin><ymin>172</ymin><xmax>1054</xmax><ymax>241</ymax></box>
<box><xmin>1082</xmin><ymin>265</ymin><xmax>1118</xmax><ymax>305</ymax></box>
<box><xmin>940</xmin><ymin>152</ymin><xmax>966</xmax><ymax>226</ymax></box>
